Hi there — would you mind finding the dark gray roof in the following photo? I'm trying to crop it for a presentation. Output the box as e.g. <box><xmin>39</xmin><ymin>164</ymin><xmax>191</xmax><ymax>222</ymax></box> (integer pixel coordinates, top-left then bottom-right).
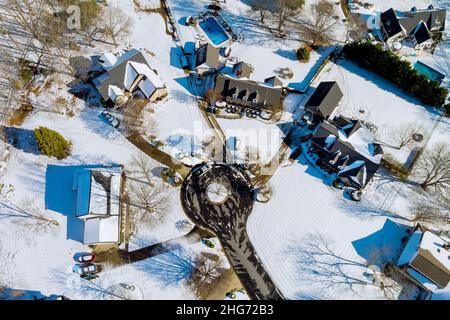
<box><xmin>305</xmin><ymin>82</ymin><xmax>343</xmax><ymax>119</ymax></box>
<box><xmin>338</xmin><ymin>162</ymin><xmax>368</xmax><ymax>188</ymax></box>
<box><xmin>399</xmin><ymin>8</ymin><xmax>447</xmax><ymax>33</ymax></box>
<box><xmin>93</xmin><ymin>49</ymin><xmax>153</xmax><ymax>101</ymax></box>
<box><xmin>214</xmin><ymin>74</ymin><xmax>284</xmax><ymax>110</ymax></box>
<box><xmin>381</xmin><ymin>8</ymin><xmax>404</xmax><ymax>38</ymax></box>
<box><xmin>381</xmin><ymin>7</ymin><xmax>446</xmax><ymax>40</ymax></box>
<box><xmin>311</xmin><ymin>120</ymin><xmax>380</xmax><ymax>187</ymax></box>
<box><xmin>410</xmin><ymin>250</ymin><xmax>450</xmax><ymax>289</ymax></box>
<box><xmin>332</xmin><ymin>116</ymin><xmax>362</xmax><ymax>138</ymax></box>
<box><xmin>412</xmin><ymin>21</ymin><xmax>432</xmax><ymax>44</ymax></box>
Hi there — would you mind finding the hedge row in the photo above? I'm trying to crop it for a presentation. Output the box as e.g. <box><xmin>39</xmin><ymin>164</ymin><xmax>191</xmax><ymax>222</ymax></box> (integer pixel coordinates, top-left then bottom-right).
<box><xmin>343</xmin><ymin>42</ymin><xmax>448</xmax><ymax>108</ymax></box>
<box><xmin>34</xmin><ymin>127</ymin><xmax>71</xmax><ymax>160</ymax></box>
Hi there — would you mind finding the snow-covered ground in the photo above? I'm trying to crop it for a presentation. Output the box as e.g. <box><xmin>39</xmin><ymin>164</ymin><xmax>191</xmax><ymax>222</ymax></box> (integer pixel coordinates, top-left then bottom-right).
<box><xmin>0</xmin><ymin>85</ymin><xmax>198</xmax><ymax>298</ymax></box>
<box><xmin>247</xmin><ymin>158</ymin><xmax>414</xmax><ymax>299</ymax></box>
<box><xmin>0</xmin><ymin>0</ymin><xmax>222</xmax><ymax>300</ymax></box>
<box><xmin>246</xmin><ymin>58</ymin><xmax>450</xmax><ymax>299</ymax></box>
<box><xmin>1</xmin><ymin>0</ymin><xmax>449</xmax><ymax>301</ymax></box>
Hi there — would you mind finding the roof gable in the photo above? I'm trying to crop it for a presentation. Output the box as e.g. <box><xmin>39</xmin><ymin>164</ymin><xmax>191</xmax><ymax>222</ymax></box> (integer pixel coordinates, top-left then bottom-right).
<box><xmin>305</xmin><ymin>82</ymin><xmax>343</xmax><ymax>118</ymax></box>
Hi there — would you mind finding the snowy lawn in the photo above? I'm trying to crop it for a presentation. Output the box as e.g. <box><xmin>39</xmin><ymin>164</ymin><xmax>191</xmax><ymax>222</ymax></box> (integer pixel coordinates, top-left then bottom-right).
<box><xmin>0</xmin><ymin>77</ymin><xmax>197</xmax><ymax>299</ymax></box>
<box><xmin>247</xmin><ymin>156</ymin><xmax>416</xmax><ymax>299</ymax></box>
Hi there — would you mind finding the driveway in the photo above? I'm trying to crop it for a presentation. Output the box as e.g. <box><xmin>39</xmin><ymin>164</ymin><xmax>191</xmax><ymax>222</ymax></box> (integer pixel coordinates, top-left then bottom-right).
<box><xmin>181</xmin><ymin>163</ymin><xmax>284</xmax><ymax>300</ymax></box>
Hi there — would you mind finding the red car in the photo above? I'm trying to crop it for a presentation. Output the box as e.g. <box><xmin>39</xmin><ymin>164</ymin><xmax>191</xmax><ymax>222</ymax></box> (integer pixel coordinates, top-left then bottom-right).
<box><xmin>77</xmin><ymin>253</ymin><xmax>96</xmax><ymax>263</ymax></box>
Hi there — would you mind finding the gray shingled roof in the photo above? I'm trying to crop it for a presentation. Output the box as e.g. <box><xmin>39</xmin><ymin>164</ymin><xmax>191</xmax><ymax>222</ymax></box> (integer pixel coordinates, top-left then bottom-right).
<box><xmin>399</xmin><ymin>8</ymin><xmax>447</xmax><ymax>33</ymax></box>
<box><xmin>311</xmin><ymin>120</ymin><xmax>380</xmax><ymax>188</ymax></box>
<box><xmin>412</xmin><ymin>21</ymin><xmax>432</xmax><ymax>44</ymax></box>
<box><xmin>410</xmin><ymin>249</ymin><xmax>450</xmax><ymax>289</ymax></box>
<box><xmin>93</xmin><ymin>49</ymin><xmax>159</xmax><ymax>101</ymax></box>
<box><xmin>381</xmin><ymin>8</ymin><xmax>404</xmax><ymax>38</ymax></box>
<box><xmin>407</xmin><ymin>225</ymin><xmax>450</xmax><ymax>289</ymax></box>
<box><xmin>305</xmin><ymin>82</ymin><xmax>343</xmax><ymax>120</ymax></box>
<box><xmin>381</xmin><ymin>7</ymin><xmax>447</xmax><ymax>41</ymax></box>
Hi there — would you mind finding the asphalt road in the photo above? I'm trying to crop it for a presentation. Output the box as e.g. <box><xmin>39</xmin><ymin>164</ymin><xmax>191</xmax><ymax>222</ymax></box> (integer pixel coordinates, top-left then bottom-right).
<box><xmin>180</xmin><ymin>163</ymin><xmax>284</xmax><ymax>300</ymax></box>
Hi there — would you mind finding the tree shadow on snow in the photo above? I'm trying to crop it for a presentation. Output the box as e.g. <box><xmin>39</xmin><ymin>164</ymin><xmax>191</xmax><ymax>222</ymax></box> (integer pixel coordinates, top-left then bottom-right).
<box><xmin>352</xmin><ymin>219</ymin><xmax>411</xmax><ymax>268</ymax></box>
<box><xmin>3</xmin><ymin>126</ymin><xmax>40</xmax><ymax>155</ymax></box>
<box><xmin>45</xmin><ymin>164</ymin><xmax>112</xmax><ymax>242</ymax></box>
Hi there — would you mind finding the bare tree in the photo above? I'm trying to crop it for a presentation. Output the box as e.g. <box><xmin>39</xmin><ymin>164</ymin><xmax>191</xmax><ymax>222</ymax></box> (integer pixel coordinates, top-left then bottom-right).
<box><xmin>128</xmin><ymin>181</ymin><xmax>169</xmax><ymax>226</ymax></box>
<box><xmin>275</xmin><ymin>0</ymin><xmax>304</xmax><ymax>32</ymax></box>
<box><xmin>411</xmin><ymin>191</ymin><xmax>450</xmax><ymax>226</ymax></box>
<box><xmin>297</xmin><ymin>0</ymin><xmax>338</xmax><ymax>46</ymax></box>
<box><xmin>0</xmin><ymin>0</ymin><xmax>85</xmax><ymax>80</ymax></box>
<box><xmin>413</xmin><ymin>203</ymin><xmax>450</xmax><ymax>225</ymax></box>
<box><xmin>103</xmin><ymin>5</ymin><xmax>132</xmax><ymax>47</ymax></box>
<box><xmin>244</xmin><ymin>145</ymin><xmax>263</xmax><ymax>175</ymax></box>
<box><xmin>0</xmin><ymin>198</ymin><xmax>59</xmax><ymax>232</ymax></box>
<box><xmin>251</xmin><ymin>0</ymin><xmax>272</xmax><ymax>24</ymax></box>
<box><xmin>190</xmin><ymin>253</ymin><xmax>226</xmax><ymax>296</ymax></box>
<box><xmin>290</xmin><ymin>234</ymin><xmax>401</xmax><ymax>298</ymax></box>
<box><xmin>413</xmin><ymin>142</ymin><xmax>450</xmax><ymax>191</ymax></box>
<box><xmin>392</xmin><ymin>123</ymin><xmax>421</xmax><ymax>150</ymax></box>
<box><xmin>129</xmin><ymin>153</ymin><xmax>155</xmax><ymax>185</ymax></box>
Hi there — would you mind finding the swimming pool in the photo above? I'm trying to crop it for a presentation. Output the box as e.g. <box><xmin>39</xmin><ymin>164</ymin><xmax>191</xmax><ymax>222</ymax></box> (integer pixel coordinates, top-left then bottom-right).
<box><xmin>199</xmin><ymin>17</ymin><xmax>229</xmax><ymax>46</ymax></box>
<box><xmin>413</xmin><ymin>61</ymin><xmax>445</xmax><ymax>83</ymax></box>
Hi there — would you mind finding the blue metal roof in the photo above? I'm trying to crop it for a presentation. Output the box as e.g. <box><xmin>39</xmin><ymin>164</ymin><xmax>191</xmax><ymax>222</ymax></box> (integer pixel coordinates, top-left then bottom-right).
<box><xmin>75</xmin><ymin>171</ymin><xmax>91</xmax><ymax>216</ymax></box>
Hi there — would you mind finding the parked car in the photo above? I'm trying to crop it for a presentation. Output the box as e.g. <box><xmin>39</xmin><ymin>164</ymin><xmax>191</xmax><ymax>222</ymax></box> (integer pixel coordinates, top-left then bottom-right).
<box><xmin>202</xmin><ymin>238</ymin><xmax>215</xmax><ymax>248</ymax></box>
<box><xmin>100</xmin><ymin>111</ymin><xmax>120</xmax><ymax>128</ymax></box>
<box><xmin>206</xmin><ymin>105</ymin><xmax>216</xmax><ymax>113</ymax></box>
<box><xmin>192</xmin><ymin>163</ymin><xmax>211</xmax><ymax>176</ymax></box>
<box><xmin>76</xmin><ymin>253</ymin><xmax>96</xmax><ymax>263</ymax></box>
<box><xmin>74</xmin><ymin>263</ymin><xmax>98</xmax><ymax>277</ymax></box>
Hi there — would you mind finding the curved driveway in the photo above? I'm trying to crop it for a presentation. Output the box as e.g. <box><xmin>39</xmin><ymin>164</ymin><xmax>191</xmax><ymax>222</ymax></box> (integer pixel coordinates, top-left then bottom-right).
<box><xmin>181</xmin><ymin>163</ymin><xmax>284</xmax><ymax>300</ymax></box>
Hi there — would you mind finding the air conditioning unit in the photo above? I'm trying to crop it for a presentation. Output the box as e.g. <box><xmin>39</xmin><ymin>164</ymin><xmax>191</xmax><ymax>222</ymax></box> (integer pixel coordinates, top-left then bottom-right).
<box><xmin>252</xmin><ymin>99</ymin><xmax>258</xmax><ymax>103</ymax></box>
<box><xmin>242</xmin><ymin>96</ymin><xmax>248</xmax><ymax>101</ymax></box>
<box><xmin>232</xmin><ymin>94</ymin><xmax>238</xmax><ymax>98</ymax></box>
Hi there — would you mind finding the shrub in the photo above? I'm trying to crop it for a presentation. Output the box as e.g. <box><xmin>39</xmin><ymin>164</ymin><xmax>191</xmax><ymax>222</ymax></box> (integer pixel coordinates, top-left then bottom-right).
<box><xmin>343</xmin><ymin>42</ymin><xmax>448</xmax><ymax>108</ymax></box>
<box><xmin>444</xmin><ymin>103</ymin><xmax>450</xmax><ymax>117</ymax></box>
<box><xmin>34</xmin><ymin>127</ymin><xmax>71</xmax><ymax>159</ymax></box>
<box><xmin>8</xmin><ymin>101</ymin><xmax>33</xmax><ymax>126</ymax></box>
<box><xmin>18</xmin><ymin>58</ymin><xmax>34</xmax><ymax>85</ymax></box>
<box><xmin>296</xmin><ymin>47</ymin><xmax>310</xmax><ymax>62</ymax></box>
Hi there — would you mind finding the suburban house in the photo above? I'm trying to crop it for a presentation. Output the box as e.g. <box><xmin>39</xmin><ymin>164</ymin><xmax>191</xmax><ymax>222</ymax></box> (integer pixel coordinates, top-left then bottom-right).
<box><xmin>380</xmin><ymin>6</ymin><xmax>446</xmax><ymax>49</ymax></box>
<box><xmin>396</xmin><ymin>224</ymin><xmax>450</xmax><ymax>298</ymax></box>
<box><xmin>73</xmin><ymin>166</ymin><xmax>122</xmax><ymax>245</ymax></box>
<box><xmin>92</xmin><ymin>49</ymin><xmax>167</xmax><ymax>107</ymax></box>
<box><xmin>302</xmin><ymin>82</ymin><xmax>343</xmax><ymax>126</ymax></box>
<box><xmin>213</xmin><ymin>73</ymin><xmax>284</xmax><ymax>111</ymax></box>
<box><xmin>309</xmin><ymin>116</ymin><xmax>383</xmax><ymax>189</ymax></box>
